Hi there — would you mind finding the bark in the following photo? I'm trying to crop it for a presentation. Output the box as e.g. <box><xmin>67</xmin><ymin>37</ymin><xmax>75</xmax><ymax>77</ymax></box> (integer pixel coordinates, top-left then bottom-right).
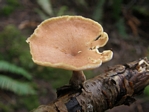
<box><xmin>33</xmin><ymin>57</ymin><xmax>149</xmax><ymax>112</ymax></box>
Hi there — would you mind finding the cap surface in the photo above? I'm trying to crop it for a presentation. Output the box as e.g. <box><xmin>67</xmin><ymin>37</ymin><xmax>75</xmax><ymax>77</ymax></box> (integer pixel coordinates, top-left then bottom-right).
<box><xmin>26</xmin><ymin>16</ymin><xmax>113</xmax><ymax>71</ymax></box>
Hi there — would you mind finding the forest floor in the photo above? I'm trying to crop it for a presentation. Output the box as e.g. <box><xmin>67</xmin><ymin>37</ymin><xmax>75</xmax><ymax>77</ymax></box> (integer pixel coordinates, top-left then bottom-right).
<box><xmin>0</xmin><ymin>0</ymin><xmax>149</xmax><ymax>112</ymax></box>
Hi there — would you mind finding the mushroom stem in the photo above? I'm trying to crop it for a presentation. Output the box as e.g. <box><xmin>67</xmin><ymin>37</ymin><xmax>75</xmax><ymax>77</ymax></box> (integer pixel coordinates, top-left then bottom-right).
<box><xmin>69</xmin><ymin>71</ymin><xmax>86</xmax><ymax>89</ymax></box>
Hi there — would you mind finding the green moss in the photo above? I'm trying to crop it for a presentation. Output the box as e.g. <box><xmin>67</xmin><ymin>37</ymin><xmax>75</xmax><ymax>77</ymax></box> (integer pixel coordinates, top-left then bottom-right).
<box><xmin>0</xmin><ymin>102</ymin><xmax>13</xmax><ymax>112</ymax></box>
<box><xmin>34</xmin><ymin>66</ymin><xmax>94</xmax><ymax>89</ymax></box>
<box><xmin>0</xmin><ymin>25</ymin><xmax>34</xmax><ymax>69</ymax></box>
<box><xmin>18</xmin><ymin>95</ymin><xmax>40</xmax><ymax>111</ymax></box>
<box><xmin>35</xmin><ymin>67</ymin><xmax>72</xmax><ymax>88</ymax></box>
<box><xmin>7</xmin><ymin>0</ymin><xmax>19</xmax><ymax>5</ymax></box>
<box><xmin>0</xmin><ymin>0</ymin><xmax>19</xmax><ymax>16</ymax></box>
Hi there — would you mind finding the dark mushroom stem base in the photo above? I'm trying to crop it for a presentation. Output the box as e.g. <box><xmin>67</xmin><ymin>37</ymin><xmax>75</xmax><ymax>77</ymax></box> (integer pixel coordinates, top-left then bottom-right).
<box><xmin>69</xmin><ymin>71</ymin><xmax>86</xmax><ymax>89</ymax></box>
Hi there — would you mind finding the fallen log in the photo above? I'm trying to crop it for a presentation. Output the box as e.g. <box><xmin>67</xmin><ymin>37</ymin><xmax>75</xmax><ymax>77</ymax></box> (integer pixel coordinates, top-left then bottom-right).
<box><xmin>33</xmin><ymin>57</ymin><xmax>149</xmax><ymax>112</ymax></box>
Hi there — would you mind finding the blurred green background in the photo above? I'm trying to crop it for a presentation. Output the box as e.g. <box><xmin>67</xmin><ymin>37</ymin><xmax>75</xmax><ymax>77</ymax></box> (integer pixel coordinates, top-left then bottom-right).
<box><xmin>0</xmin><ymin>0</ymin><xmax>149</xmax><ymax>112</ymax></box>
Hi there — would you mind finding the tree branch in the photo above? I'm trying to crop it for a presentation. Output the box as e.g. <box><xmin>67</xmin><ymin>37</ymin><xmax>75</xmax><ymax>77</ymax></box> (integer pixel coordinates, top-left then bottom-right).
<box><xmin>33</xmin><ymin>57</ymin><xmax>149</xmax><ymax>112</ymax></box>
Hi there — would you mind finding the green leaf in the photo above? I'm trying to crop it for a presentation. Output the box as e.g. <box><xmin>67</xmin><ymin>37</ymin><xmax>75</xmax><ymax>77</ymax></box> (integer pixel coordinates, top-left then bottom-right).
<box><xmin>144</xmin><ymin>85</ymin><xmax>149</xmax><ymax>96</ymax></box>
<box><xmin>0</xmin><ymin>75</ymin><xmax>36</xmax><ymax>95</ymax></box>
<box><xmin>133</xmin><ymin>6</ymin><xmax>149</xmax><ymax>17</ymax></box>
<box><xmin>112</xmin><ymin>0</ymin><xmax>122</xmax><ymax>20</ymax></box>
<box><xmin>35</xmin><ymin>8</ymin><xmax>49</xmax><ymax>20</ymax></box>
<box><xmin>116</xmin><ymin>18</ymin><xmax>128</xmax><ymax>39</ymax></box>
<box><xmin>0</xmin><ymin>61</ymin><xmax>32</xmax><ymax>80</ymax></box>
<box><xmin>37</xmin><ymin>0</ymin><xmax>53</xmax><ymax>16</ymax></box>
<box><xmin>57</xmin><ymin>6</ymin><xmax>68</xmax><ymax>16</ymax></box>
<box><xmin>92</xmin><ymin>0</ymin><xmax>105</xmax><ymax>22</ymax></box>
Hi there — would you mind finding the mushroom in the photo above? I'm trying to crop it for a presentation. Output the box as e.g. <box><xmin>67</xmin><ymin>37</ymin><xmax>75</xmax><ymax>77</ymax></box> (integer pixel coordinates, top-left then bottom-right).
<box><xmin>26</xmin><ymin>16</ymin><xmax>113</xmax><ymax>89</ymax></box>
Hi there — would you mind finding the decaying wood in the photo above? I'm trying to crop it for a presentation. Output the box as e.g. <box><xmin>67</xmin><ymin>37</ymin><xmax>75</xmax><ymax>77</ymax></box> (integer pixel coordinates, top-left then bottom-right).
<box><xmin>33</xmin><ymin>57</ymin><xmax>149</xmax><ymax>112</ymax></box>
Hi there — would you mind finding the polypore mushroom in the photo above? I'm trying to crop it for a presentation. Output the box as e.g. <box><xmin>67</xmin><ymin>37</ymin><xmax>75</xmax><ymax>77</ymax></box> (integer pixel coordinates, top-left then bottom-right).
<box><xmin>26</xmin><ymin>16</ymin><xmax>113</xmax><ymax>89</ymax></box>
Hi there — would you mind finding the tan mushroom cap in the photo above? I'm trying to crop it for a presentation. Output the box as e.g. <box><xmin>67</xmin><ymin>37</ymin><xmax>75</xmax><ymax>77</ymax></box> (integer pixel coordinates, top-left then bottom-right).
<box><xmin>26</xmin><ymin>16</ymin><xmax>113</xmax><ymax>71</ymax></box>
